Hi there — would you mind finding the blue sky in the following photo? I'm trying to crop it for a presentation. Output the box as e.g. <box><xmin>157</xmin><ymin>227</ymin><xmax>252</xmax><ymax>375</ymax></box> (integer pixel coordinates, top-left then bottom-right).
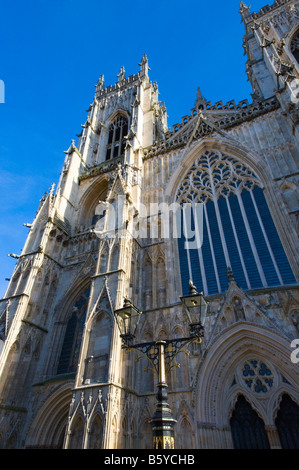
<box><xmin>0</xmin><ymin>0</ymin><xmax>270</xmax><ymax>297</ymax></box>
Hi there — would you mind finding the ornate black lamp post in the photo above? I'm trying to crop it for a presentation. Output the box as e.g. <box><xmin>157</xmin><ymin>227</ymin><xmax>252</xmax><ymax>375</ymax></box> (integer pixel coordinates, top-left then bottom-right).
<box><xmin>114</xmin><ymin>281</ymin><xmax>208</xmax><ymax>449</ymax></box>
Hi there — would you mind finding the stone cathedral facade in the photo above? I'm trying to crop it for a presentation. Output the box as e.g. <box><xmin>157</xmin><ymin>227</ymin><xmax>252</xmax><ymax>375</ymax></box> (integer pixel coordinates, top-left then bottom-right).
<box><xmin>0</xmin><ymin>0</ymin><xmax>299</xmax><ymax>450</ymax></box>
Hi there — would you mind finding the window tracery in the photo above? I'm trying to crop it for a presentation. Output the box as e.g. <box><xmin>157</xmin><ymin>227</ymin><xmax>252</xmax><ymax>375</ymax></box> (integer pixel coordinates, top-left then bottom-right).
<box><xmin>242</xmin><ymin>360</ymin><xmax>274</xmax><ymax>393</ymax></box>
<box><xmin>176</xmin><ymin>150</ymin><xmax>261</xmax><ymax>204</ymax></box>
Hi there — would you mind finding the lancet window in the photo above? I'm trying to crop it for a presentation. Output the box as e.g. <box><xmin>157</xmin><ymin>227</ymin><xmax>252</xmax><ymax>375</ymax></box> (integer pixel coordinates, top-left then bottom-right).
<box><xmin>176</xmin><ymin>150</ymin><xmax>296</xmax><ymax>296</ymax></box>
<box><xmin>57</xmin><ymin>286</ymin><xmax>90</xmax><ymax>375</ymax></box>
<box><xmin>230</xmin><ymin>395</ymin><xmax>270</xmax><ymax>449</ymax></box>
<box><xmin>106</xmin><ymin>115</ymin><xmax>128</xmax><ymax>161</ymax></box>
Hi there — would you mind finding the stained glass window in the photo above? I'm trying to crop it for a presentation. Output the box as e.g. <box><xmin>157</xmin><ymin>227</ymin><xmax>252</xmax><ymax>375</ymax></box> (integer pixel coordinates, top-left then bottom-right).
<box><xmin>57</xmin><ymin>286</ymin><xmax>90</xmax><ymax>375</ymax></box>
<box><xmin>241</xmin><ymin>360</ymin><xmax>274</xmax><ymax>393</ymax></box>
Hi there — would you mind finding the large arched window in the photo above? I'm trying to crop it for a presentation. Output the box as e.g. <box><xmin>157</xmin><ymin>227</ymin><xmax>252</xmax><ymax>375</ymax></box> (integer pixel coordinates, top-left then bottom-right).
<box><xmin>57</xmin><ymin>286</ymin><xmax>90</xmax><ymax>375</ymax></box>
<box><xmin>290</xmin><ymin>29</ymin><xmax>299</xmax><ymax>65</ymax></box>
<box><xmin>176</xmin><ymin>150</ymin><xmax>296</xmax><ymax>295</ymax></box>
<box><xmin>106</xmin><ymin>115</ymin><xmax>128</xmax><ymax>161</ymax></box>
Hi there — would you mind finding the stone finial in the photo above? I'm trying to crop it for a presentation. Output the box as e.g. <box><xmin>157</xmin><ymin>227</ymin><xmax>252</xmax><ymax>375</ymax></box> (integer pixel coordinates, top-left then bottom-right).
<box><xmin>117</xmin><ymin>66</ymin><xmax>126</xmax><ymax>82</ymax></box>
<box><xmin>49</xmin><ymin>183</ymin><xmax>56</xmax><ymax>194</ymax></box>
<box><xmin>95</xmin><ymin>74</ymin><xmax>104</xmax><ymax>92</ymax></box>
<box><xmin>239</xmin><ymin>1</ymin><xmax>251</xmax><ymax>22</ymax></box>
<box><xmin>195</xmin><ymin>87</ymin><xmax>207</xmax><ymax>110</ymax></box>
<box><xmin>227</xmin><ymin>267</ymin><xmax>235</xmax><ymax>282</ymax></box>
<box><xmin>239</xmin><ymin>1</ymin><xmax>250</xmax><ymax>11</ymax></box>
<box><xmin>139</xmin><ymin>53</ymin><xmax>150</xmax><ymax>78</ymax></box>
<box><xmin>64</xmin><ymin>139</ymin><xmax>77</xmax><ymax>155</ymax></box>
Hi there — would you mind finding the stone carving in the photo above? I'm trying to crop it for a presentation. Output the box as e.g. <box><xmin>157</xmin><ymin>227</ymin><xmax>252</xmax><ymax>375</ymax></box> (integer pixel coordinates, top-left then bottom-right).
<box><xmin>144</xmin><ymin>97</ymin><xmax>279</xmax><ymax>158</ymax></box>
<box><xmin>117</xmin><ymin>66</ymin><xmax>125</xmax><ymax>82</ymax></box>
<box><xmin>233</xmin><ymin>297</ymin><xmax>246</xmax><ymax>321</ymax></box>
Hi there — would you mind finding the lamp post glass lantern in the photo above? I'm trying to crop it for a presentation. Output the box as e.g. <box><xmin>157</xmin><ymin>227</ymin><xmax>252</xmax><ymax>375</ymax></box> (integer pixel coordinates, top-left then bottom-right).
<box><xmin>114</xmin><ymin>283</ymin><xmax>207</xmax><ymax>449</ymax></box>
<box><xmin>180</xmin><ymin>280</ymin><xmax>207</xmax><ymax>336</ymax></box>
<box><xmin>113</xmin><ymin>298</ymin><xmax>142</xmax><ymax>345</ymax></box>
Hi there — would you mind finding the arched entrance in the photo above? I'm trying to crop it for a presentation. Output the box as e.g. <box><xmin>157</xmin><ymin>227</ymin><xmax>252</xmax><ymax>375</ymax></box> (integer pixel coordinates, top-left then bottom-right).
<box><xmin>194</xmin><ymin>322</ymin><xmax>299</xmax><ymax>448</ymax></box>
<box><xmin>25</xmin><ymin>383</ymin><xmax>73</xmax><ymax>448</ymax></box>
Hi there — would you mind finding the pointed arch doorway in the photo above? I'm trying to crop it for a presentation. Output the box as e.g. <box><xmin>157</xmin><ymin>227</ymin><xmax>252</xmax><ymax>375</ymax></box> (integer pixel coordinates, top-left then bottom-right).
<box><xmin>230</xmin><ymin>395</ymin><xmax>270</xmax><ymax>449</ymax></box>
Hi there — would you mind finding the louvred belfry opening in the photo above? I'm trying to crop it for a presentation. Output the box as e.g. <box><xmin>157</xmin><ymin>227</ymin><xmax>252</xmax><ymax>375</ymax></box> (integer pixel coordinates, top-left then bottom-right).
<box><xmin>106</xmin><ymin>115</ymin><xmax>128</xmax><ymax>161</ymax></box>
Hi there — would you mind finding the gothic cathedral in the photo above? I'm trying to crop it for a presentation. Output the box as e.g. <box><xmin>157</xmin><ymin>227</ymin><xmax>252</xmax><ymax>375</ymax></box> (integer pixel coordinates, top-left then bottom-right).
<box><xmin>0</xmin><ymin>0</ymin><xmax>299</xmax><ymax>449</ymax></box>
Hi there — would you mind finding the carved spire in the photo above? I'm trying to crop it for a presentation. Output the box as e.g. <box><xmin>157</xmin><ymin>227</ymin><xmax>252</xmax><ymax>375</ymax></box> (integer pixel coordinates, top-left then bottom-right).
<box><xmin>95</xmin><ymin>74</ymin><xmax>104</xmax><ymax>93</ymax></box>
<box><xmin>239</xmin><ymin>1</ymin><xmax>251</xmax><ymax>22</ymax></box>
<box><xmin>195</xmin><ymin>86</ymin><xmax>207</xmax><ymax>110</ymax></box>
